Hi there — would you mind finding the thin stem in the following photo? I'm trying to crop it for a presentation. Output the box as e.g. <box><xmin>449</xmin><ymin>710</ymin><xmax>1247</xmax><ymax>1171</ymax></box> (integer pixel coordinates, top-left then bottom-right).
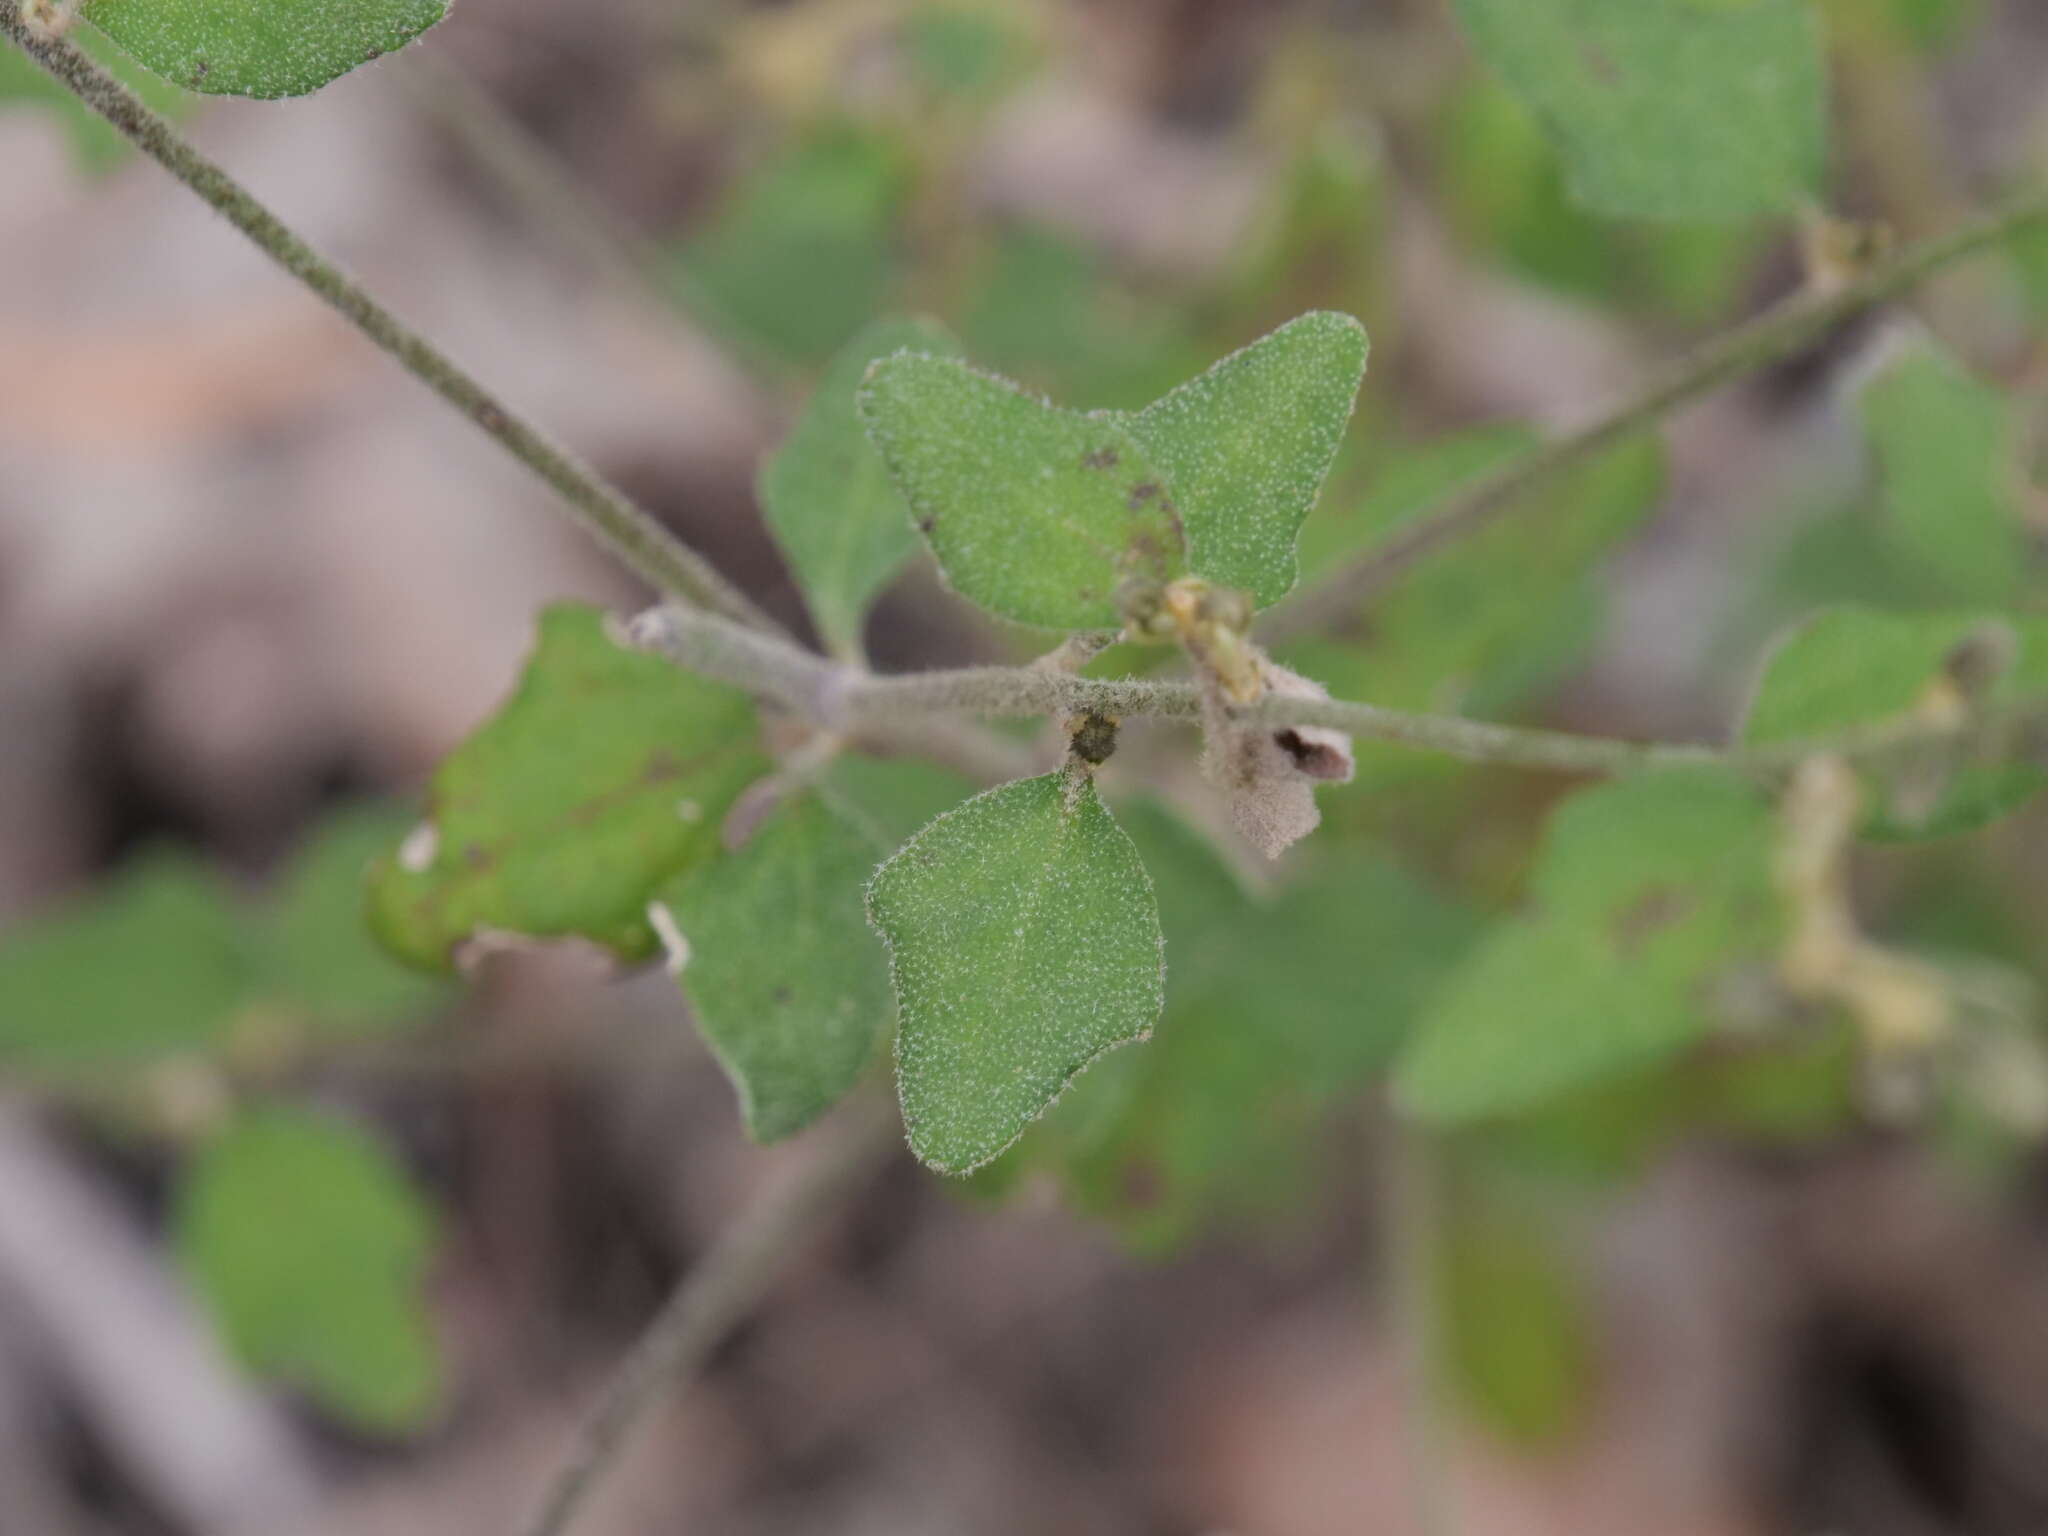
<box><xmin>0</xmin><ymin>15</ymin><xmax>780</xmax><ymax>634</ymax></box>
<box><xmin>394</xmin><ymin>52</ymin><xmax>670</xmax><ymax>310</ymax></box>
<box><xmin>515</xmin><ymin>1092</ymin><xmax>899</xmax><ymax>1536</ymax></box>
<box><xmin>629</xmin><ymin>605</ymin><xmax>2033</xmax><ymax>779</ymax></box>
<box><xmin>1264</xmin><ymin>183</ymin><xmax>2048</xmax><ymax>644</ymax></box>
<box><xmin>1386</xmin><ymin>1116</ymin><xmax>1453</xmax><ymax>1536</ymax></box>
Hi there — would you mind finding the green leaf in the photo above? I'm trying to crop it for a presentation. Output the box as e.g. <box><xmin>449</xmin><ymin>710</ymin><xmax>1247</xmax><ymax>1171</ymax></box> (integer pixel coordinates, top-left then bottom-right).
<box><xmin>82</xmin><ymin>0</ymin><xmax>447</xmax><ymax>98</ymax></box>
<box><xmin>763</xmin><ymin>317</ymin><xmax>961</xmax><ymax>658</ymax></box>
<box><xmin>1116</xmin><ymin>312</ymin><xmax>1369</xmax><ymax>607</ymax></box>
<box><xmin>0</xmin><ymin>851</ymin><xmax>249</xmax><ymax>1070</ymax></box>
<box><xmin>1742</xmin><ymin>606</ymin><xmax>2048</xmax><ymax>838</ymax></box>
<box><xmin>653</xmin><ymin>794</ymin><xmax>892</xmax><ymax>1141</ymax></box>
<box><xmin>1049</xmin><ymin>845</ymin><xmax>1481</xmax><ymax>1251</ymax></box>
<box><xmin>1860</xmin><ymin>344</ymin><xmax>2022</xmax><ymax>606</ymax></box>
<box><xmin>261</xmin><ymin>805</ymin><xmax>448</xmax><ymax>1033</ymax></box>
<box><xmin>858</xmin><ymin>356</ymin><xmax>1186</xmax><ymax>629</ymax></box>
<box><xmin>676</xmin><ymin>124</ymin><xmax>908</xmax><ymax>363</ymax></box>
<box><xmin>368</xmin><ymin>605</ymin><xmax>767</xmax><ymax>971</ymax></box>
<box><xmin>825</xmin><ymin>754</ymin><xmax>979</xmax><ymax>848</ymax></box>
<box><xmin>1395</xmin><ymin>770</ymin><xmax>1780</xmax><ymax>1123</ymax></box>
<box><xmin>178</xmin><ymin>1107</ymin><xmax>439</xmax><ymax>1432</ymax></box>
<box><xmin>1742</xmin><ymin>606</ymin><xmax>1988</xmax><ymax>746</ymax></box>
<box><xmin>1442</xmin><ymin>1197</ymin><xmax>1593</xmax><ymax>1446</ymax></box>
<box><xmin>866</xmin><ymin>770</ymin><xmax>1163</xmax><ymax>1173</ymax></box>
<box><xmin>958</xmin><ymin>225</ymin><xmax>1205</xmax><ymax>407</ymax></box>
<box><xmin>1453</xmin><ymin>0</ymin><xmax>1826</xmax><ymax>221</ymax></box>
<box><xmin>906</xmin><ymin>3</ymin><xmax>1031</xmax><ymax>100</ymax></box>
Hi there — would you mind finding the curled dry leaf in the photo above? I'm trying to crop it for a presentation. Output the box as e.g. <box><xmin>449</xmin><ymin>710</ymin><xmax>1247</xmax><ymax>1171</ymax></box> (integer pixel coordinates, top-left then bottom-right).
<box><xmin>1199</xmin><ymin>655</ymin><xmax>1354</xmax><ymax>859</ymax></box>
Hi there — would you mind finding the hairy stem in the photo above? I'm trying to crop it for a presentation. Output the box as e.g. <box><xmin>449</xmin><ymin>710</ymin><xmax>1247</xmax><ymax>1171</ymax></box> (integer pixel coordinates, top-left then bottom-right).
<box><xmin>0</xmin><ymin>15</ymin><xmax>779</xmax><ymax>633</ymax></box>
<box><xmin>1264</xmin><ymin>183</ymin><xmax>2048</xmax><ymax>643</ymax></box>
<box><xmin>516</xmin><ymin>1093</ymin><xmax>899</xmax><ymax>1536</ymax></box>
<box><xmin>630</xmin><ymin>606</ymin><xmax>2022</xmax><ymax>778</ymax></box>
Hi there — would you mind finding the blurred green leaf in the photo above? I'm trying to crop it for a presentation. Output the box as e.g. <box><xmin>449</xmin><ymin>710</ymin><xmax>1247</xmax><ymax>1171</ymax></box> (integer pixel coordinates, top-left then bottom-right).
<box><xmin>990</xmin><ymin>802</ymin><xmax>1478</xmax><ymax>1249</ymax></box>
<box><xmin>655</xmin><ymin>793</ymin><xmax>891</xmax><ymax>1141</ymax></box>
<box><xmin>762</xmin><ymin>317</ymin><xmax>961</xmax><ymax>658</ymax></box>
<box><xmin>82</xmin><ymin>0</ymin><xmax>446</xmax><ymax>98</ymax></box>
<box><xmin>826</xmin><ymin>754</ymin><xmax>979</xmax><ymax>848</ymax></box>
<box><xmin>1289</xmin><ymin>430</ymin><xmax>1662</xmax><ymax>791</ymax></box>
<box><xmin>1396</xmin><ymin>770</ymin><xmax>1781</xmax><ymax>1123</ymax></box>
<box><xmin>1742</xmin><ymin>606</ymin><xmax>2048</xmax><ymax>839</ymax></box>
<box><xmin>1860</xmin><ymin>343</ymin><xmax>2022</xmax><ymax>606</ymax></box>
<box><xmin>858</xmin><ymin>354</ymin><xmax>1184</xmax><ymax>629</ymax></box>
<box><xmin>261</xmin><ymin>805</ymin><xmax>447</xmax><ymax>1033</ymax></box>
<box><xmin>0</xmin><ymin>851</ymin><xmax>248</xmax><ymax>1069</ymax></box>
<box><xmin>1229</xmin><ymin>125</ymin><xmax>1388</xmax><ymax>332</ymax></box>
<box><xmin>1439</xmin><ymin>76</ymin><xmax>1620</xmax><ymax>299</ymax></box>
<box><xmin>1442</xmin><ymin>1196</ymin><xmax>1593</xmax><ymax>1445</ymax></box>
<box><xmin>1453</xmin><ymin>0</ymin><xmax>1825</xmax><ymax>221</ymax></box>
<box><xmin>905</xmin><ymin>3</ymin><xmax>1029</xmax><ymax>100</ymax></box>
<box><xmin>368</xmin><ymin>604</ymin><xmax>767</xmax><ymax>970</ymax></box>
<box><xmin>867</xmin><ymin>770</ymin><xmax>1163</xmax><ymax>1173</ymax></box>
<box><xmin>958</xmin><ymin>226</ymin><xmax>1203</xmax><ymax>407</ymax></box>
<box><xmin>676</xmin><ymin>124</ymin><xmax>908</xmax><ymax>362</ymax></box>
<box><xmin>1116</xmin><ymin>311</ymin><xmax>1369</xmax><ymax>608</ymax></box>
<box><xmin>178</xmin><ymin>1107</ymin><xmax>439</xmax><ymax>1432</ymax></box>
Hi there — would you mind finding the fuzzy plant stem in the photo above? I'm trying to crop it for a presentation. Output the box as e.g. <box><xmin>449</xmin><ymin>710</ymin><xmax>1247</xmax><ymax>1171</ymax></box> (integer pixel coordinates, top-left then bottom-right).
<box><xmin>1264</xmin><ymin>182</ymin><xmax>2048</xmax><ymax>644</ymax></box>
<box><xmin>629</xmin><ymin>605</ymin><xmax>2008</xmax><ymax>778</ymax></box>
<box><xmin>0</xmin><ymin>13</ymin><xmax>780</xmax><ymax>634</ymax></box>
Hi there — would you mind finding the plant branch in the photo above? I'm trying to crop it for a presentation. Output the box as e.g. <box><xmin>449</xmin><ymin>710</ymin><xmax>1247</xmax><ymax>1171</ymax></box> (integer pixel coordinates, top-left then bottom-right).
<box><xmin>516</xmin><ymin>1091</ymin><xmax>899</xmax><ymax>1536</ymax></box>
<box><xmin>629</xmin><ymin>606</ymin><xmax>2033</xmax><ymax>779</ymax></box>
<box><xmin>0</xmin><ymin>14</ymin><xmax>779</xmax><ymax>633</ymax></box>
<box><xmin>1263</xmin><ymin>182</ymin><xmax>2048</xmax><ymax>644</ymax></box>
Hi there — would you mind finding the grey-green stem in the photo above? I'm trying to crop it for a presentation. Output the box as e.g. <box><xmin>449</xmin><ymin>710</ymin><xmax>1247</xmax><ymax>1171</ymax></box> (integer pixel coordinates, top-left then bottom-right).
<box><xmin>628</xmin><ymin>605</ymin><xmax>2023</xmax><ymax>779</ymax></box>
<box><xmin>1263</xmin><ymin>183</ymin><xmax>2048</xmax><ymax>644</ymax></box>
<box><xmin>0</xmin><ymin>14</ymin><xmax>779</xmax><ymax>634</ymax></box>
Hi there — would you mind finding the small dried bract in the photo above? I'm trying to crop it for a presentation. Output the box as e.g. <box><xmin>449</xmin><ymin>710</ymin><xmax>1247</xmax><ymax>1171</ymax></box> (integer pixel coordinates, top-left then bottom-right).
<box><xmin>1200</xmin><ymin>655</ymin><xmax>1354</xmax><ymax>859</ymax></box>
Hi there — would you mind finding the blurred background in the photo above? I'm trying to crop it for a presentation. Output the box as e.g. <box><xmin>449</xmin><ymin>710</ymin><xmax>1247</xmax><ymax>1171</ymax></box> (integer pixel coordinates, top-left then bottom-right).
<box><xmin>6</xmin><ymin>0</ymin><xmax>2048</xmax><ymax>1532</ymax></box>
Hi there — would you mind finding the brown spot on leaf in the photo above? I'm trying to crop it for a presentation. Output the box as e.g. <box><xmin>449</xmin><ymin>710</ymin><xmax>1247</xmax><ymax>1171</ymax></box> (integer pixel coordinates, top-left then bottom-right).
<box><xmin>1581</xmin><ymin>42</ymin><xmax>1621</xmax><ymax>85</ymax></box>
<box><xmin>1117</xmin><ymin>1159</ymin><xmax>1164</xmax><ymax>1212</ymax></box>
<box><xmin>1614</xmin><ymin>886</ymin><xmax>1693</xmax><ymax>957</ymax></box>
<box><xmin>1127</xmin><ymin>481</ymin><xmax>1160</xmax><ymax>509</ymax></box>
<box><xmin>916</xmin><ymin>515</ymin><xmax>937</xmax><ymax>535</ymax></box>
<box><xmin>1081</xmin><ymin>446</ymin><xmax>1121</xmax><ymax>470</ymax></box>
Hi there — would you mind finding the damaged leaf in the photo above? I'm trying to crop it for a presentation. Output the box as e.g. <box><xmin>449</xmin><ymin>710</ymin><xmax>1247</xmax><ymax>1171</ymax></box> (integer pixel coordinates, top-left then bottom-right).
<box><xmin>653</xmin><ymin>793</ymin><xmax>893</xmax><ymax>1141</ymax></box>
<box><xmin>368</xmin><ymin>604</ymin><xmax>768</xmax><ymax>971</ymax></box>
<box><xmin>867</xmin><ymin>769</ymin><xmax>1164</xmax><ymax>1173</ymax></box>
